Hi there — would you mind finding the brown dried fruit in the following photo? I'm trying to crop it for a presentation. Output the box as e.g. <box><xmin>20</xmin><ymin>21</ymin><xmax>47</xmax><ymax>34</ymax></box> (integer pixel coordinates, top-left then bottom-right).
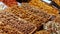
<box><xmin>6</xmin><ymin>5</ymin><xmax>53</xmax><ymax>28</ymax></box>
<box><xmin>0</xmin><ymin>11</ymin><xmax>36</xmax><ymax>34</ymax></box>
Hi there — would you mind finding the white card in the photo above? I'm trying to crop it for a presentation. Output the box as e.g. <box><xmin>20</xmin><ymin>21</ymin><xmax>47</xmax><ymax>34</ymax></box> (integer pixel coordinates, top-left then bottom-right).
<box><xmin>42</xmin><ymin>0</ymin><xmax>51</xmax><ymax>4</ymax></box>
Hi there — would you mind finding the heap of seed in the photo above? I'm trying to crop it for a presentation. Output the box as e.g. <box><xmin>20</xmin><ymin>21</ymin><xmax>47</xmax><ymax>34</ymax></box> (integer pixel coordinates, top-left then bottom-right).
<box><xmin>0</xmin><ymin>11</ymin><xmax>36</xmax><ymax>34</ymax></box>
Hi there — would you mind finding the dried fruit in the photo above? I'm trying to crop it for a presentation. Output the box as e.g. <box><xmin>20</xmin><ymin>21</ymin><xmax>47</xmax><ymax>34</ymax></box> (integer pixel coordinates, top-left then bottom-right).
<box><xmin>5</xmin><ymin>5</ymin><xmax>53</xmax><ymax>28</ymax></box>
<box><xmin>0</xmin><ymin>11</ymin><xmax>36</xmax><ymax>34</ymax></box>
<box><xmin>29</xmin><ymin>0</ymin><xmax>59</xmax><ymax>15</ymax></box>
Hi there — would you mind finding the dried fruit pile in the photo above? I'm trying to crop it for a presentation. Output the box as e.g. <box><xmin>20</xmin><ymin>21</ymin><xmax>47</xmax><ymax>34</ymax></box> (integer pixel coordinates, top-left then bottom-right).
<box><xmin>6</xmin><ymin>5</ymin><xmax>54</xmax><ymax>28</ymax></box>
<box><xmin>0</xmin><ymin>11</ymin><xmax>36</xmax><ymax>34</ymax></box>
<box><xmin>29</xmin><ymin>0</ymin><xmax>59</xmax><ymax>15</ymax></box>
